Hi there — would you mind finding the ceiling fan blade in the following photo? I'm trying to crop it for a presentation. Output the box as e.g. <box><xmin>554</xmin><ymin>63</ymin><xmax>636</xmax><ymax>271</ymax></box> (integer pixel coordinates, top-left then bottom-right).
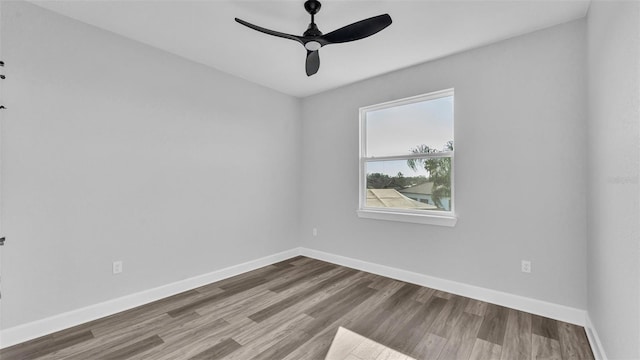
<box><xmin>306</xmin><ymin>50</ymin><xmax>320</xmax><ymax>76</ymax></box>
<box><xmin>235</xmin><ymin>18</ymin><xmax>303</xmax><ymax>45</ymax></box>
<box><xmin>322</xmin><ymin>14</ymin><xmax>392</xmax><ymax>44</ymax></box>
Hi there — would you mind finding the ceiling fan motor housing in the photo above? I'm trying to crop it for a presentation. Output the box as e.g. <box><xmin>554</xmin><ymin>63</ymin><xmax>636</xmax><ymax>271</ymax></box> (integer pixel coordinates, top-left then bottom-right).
<box><xmin>304</xmin><ymin>23</ymin><xmax>322</xmax><ymax>37</ymax></box>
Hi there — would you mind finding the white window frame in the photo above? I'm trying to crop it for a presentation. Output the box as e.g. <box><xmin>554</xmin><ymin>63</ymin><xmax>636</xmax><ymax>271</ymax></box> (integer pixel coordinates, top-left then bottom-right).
<box><xmin>357</xmin><ymin>89</ymin><xmax>457</xmax><ymax>227</ymax></box>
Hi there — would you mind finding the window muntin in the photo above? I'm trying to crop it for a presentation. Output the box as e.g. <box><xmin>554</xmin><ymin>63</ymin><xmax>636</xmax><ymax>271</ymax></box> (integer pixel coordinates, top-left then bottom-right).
<box><xmin>359</xmin><ymin>89</ymin><xmax>454</xmax><ymax>219</ymax></box>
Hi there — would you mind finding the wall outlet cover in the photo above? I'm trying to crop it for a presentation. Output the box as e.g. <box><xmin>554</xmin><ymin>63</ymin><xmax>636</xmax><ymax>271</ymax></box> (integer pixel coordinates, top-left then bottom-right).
<box><xmin>113</xmin><ymin>261</ymin><xmax>123</xmax><ymax>274</ymax></box>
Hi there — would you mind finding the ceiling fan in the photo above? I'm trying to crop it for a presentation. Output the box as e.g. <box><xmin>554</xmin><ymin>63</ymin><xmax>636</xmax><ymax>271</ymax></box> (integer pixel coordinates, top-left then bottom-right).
<box><xmin>235</xmin><ymin>0</ymin><xmax>392</xmax><ymax>76</ymax></box>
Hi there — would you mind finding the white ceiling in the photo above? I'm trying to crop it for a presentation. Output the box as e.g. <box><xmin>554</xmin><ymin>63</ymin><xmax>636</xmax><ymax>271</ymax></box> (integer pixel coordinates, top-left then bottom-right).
<box><xmin>31</xmin><ymin>0</ymin><xmax>590</xmax><ymax>97</ymax></box>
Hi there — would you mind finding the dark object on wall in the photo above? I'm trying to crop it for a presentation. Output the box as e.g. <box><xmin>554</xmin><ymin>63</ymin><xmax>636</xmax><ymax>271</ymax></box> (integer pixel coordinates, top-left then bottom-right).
<box><xmin>1</xmin><ymin>60</ymin><xmax>5</xmax><ymax>109</ymax></box>
<box><xmin>235</xmin><ymin>0</ymin><xmax>392</xmax><ymax>76</ymax></box>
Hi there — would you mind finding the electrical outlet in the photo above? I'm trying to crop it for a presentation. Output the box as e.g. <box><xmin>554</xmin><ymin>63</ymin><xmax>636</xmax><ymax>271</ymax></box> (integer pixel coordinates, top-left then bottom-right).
<box><xmin>113</xmin><ymin>261</ymin><xmax>123</xmax><ymax>274</ymax></box>
<box><xmin>312</xmin><ymin>228</ymin><xmax>318</xmax><ymax>236</ymax></box>
<box><xmin>521</xmin><ymin>260</ymin><xmax>531</xmax><ymax>273</ymax></box>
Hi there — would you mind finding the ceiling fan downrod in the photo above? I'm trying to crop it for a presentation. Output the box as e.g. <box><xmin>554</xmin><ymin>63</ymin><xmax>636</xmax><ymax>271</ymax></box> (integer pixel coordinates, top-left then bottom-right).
<box><xmin>304</xmin><ymin>0</ymin><xmax>322</xmax><ymax>37</ymax></box>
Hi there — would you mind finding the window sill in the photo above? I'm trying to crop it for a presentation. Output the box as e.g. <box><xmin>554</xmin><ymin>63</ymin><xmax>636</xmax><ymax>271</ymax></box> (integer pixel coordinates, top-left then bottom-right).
<box><xmin>356</xmin><ymin>209</ymin><xmax>457</xmax><ymax>227</ymax></box>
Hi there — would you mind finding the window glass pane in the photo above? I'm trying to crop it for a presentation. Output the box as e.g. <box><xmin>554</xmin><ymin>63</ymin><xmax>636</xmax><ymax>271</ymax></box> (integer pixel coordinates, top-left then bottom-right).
<box><xmin>365</xmin><ymin>95</ymin><xmax>453</xmax><ymax>157</ymax></box>
<box><xmin>365</xmin><ymin>158</ymin><xmax>452</xmax><ymax>211</ymax></box>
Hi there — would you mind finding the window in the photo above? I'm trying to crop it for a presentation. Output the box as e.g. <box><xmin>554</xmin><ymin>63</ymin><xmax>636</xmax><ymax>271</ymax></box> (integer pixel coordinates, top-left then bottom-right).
<box><xmin>358</xmin><ymin>89</ymin><xmax>456</xmax><ymax>226</ymax></box>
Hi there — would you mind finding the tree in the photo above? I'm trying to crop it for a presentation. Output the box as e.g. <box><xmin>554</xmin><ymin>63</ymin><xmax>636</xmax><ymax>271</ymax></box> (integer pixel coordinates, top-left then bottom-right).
<box><xmin>366</xmin><ymin>173</ymin><xmax>393</xmax><ymax>189</ymax></box>
<box><xmin>396</xmin><ymin>172</ymin><xmax>406</xmax><ymax>188</ymax></box>
<box><xmin>366</xmin><ymin>172</ymin><xmax>429</xmax><ymax>191</ymax></box>
<box><xmin>407</xmin><ymin>141</ymin><xmax>453</xmax><ymax>209</ymax></box>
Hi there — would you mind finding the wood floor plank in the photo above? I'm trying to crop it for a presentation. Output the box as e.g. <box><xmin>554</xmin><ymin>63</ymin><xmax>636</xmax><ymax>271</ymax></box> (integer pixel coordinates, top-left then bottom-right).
<box><xmin>91</xmin><ymin>291</ymin><xmax>204</xmax><ymax>338</ymax></box>
<box><xmin>270</xmin><ymin>256</ymin><xmax>302</xmax><ymax>268</ymax></box>
<box><xmin>156</xmin><ymin>314</ymin><xmax>229</xmax><ymax>341</ymax></box>
<box><xmin>145</xmin><ymin>317</ymin><xmax>256</xmax><ymax>360</ymax></box>
<box><xmin>428</xmin><ymin>295</ymin><xmax>469</xmax><ymax>339</ymax></box>
<box><xmin>0</xmin><ymin>329</ymin><xmax>94</xmax><ymax>360</ymax></box>
<box><xmin>1</xmin><ymin>257</ymin><xmax>596</xmax><ymax>360</ymax></box>
<box><xmin>301</xmin><ymin>280</ymin><xmax>376</xmax><ymax>336</ymax></box>
<box><xmin>100</xmin><ymin>335</ymin><xmax>164</xmax><ymax>360</ymax></box>
<box><xmin>250</xmin><ymin>331</ymin><xmax>314</xmax><ymax>360</ymax></box>
<box><xmin>349</xmin><ymin>283</ymin><xmax>421</xmax><ymax>337</ymax></box>
<box><xmin>367</xmin><ymin>298</ymin><xmax>425</xmax><ymax>347</ymax></box>
<box><xmin>469</xmin><ymin>339</ymin><xmax>502</xmax><ymax>360</ymax></box>
<box><xmin>342</xmin><ymin>280</ymin><xmax>406</xmax><ymax>325</ymax></box>
<box><xmin>532</xmin><ymin>314</ymin><xmax>560</xmax><ymax>341</ymax></box>
<box><xmin>268</xmin><ymin>263</ymin><xmax>336</xmax><ymax>293</ymax></box>
<box><xmin>436</xmin><ymin>312</ymin><xmax>484</xmax><ymax>360</ymax></box>
<box><xmin>433</xmin><ymin>290</ymin><xmax>453</xmax><ymax>299</ymax></box>
<box><xmin>321</xmin><ymin>281</ymin><xmax>416</xmax><ymax>359</ymax></box>
<box><xmin>283</xmin><ymin>322</ymin><xmax>352</xmax><ymax>360</ymax></box>
<box><xmin>557</xmin><ymin>322</ymin><xmax>595</xmax><ymax>360</ymax></box>
<box><xmin>196</xmin><ymin>288</ymin><xmax>277</xmax><ymax>320</ymax></box>
<box><xmin>248</xmin><ymin>268</ymin><xmax>358</xmax><ymax>322</ymax></box>
<box><xmin>465</xmin><ymin>299</ymin><xmax>488</xmax><ymax>317</ymax></box>
<box><xmin>189</xmin><ymin>338</ymin><xmax>242</xmax><ymax>360</ymax></box>
<box><xmin>196</xmin><ymin>266</ymin><xmax>331</xmax><ymax>320</ymax></box>
<box><xmin>248</xmin><ymin>278</ymin><xmax>376</xmax><ymax>360</ymax></box>
<box><xmin>167</xmin><ymin>277</ymin><xmax>269</xmax><ymax>318</ymax></box>
<box><xmin>86</xmin><ymin>290</ymin><xmax>204</xmax><ymax>338</ymax></box>
<box><xmin>205</xmin><ymin>265</ymin><xmax>351</xmax><ymax>322</ymax></box>
<box><xmin>49</xmin><ymin>313</ymin><xmax>183</xmax><ymax>360</ymax></box>
<box><xmin>229</xmin><ymin>273</ymin><xmax>359</xmax><ymax>345</ymax></box>
<box><xmin>532</xmin><ymin>334</ymin><xmax>562</xmax><ymax>360</ymax></box>
<box><xmin>415</xmin><ymin>287</ymin><xmax>436</xmax><ymax>304</ymax></box>
<box><xmin>193</xmin><ymin>285</ymin><xmax>226</xmax><ymax>297</ymax></box>
<box><xmin>388</xmin><ymin>296</ymin><xmax>448</xmax><ymax>356</ymax></box>
<box><xmin>247</xmin><ymin>269</ymin><xmax>362</xmax><ymax>324</ymax></box>
<box><xmin>199</xmin><ymin>262</ymin><xmax>340</xmax><ymax>321</ymax></box>
<box><xmin>218</xmin><ymin>275</ymin><xmax>270</xmax><ymax>293</ymax></box>
<box><xmin>292</xmin><ymin>288</ymin><xmax>423</xmax><ymax>360</ymax></box>
<box><xmin>225</xmin><ymin>314</ymin><xmax>315</xmax><ymax>360</ymax></box>
<box><xmin>233</xmin><ymin>308</ymin><xmax>312</xmax><ymax>347</ymax></box>
<box><xmin>477</xmin><ymin>303</ymin><xmax>509</xmax><ymax>346</ymax></box>
<box><xmin>289</xmin><ymin>256</ymin><xmax>316</xmax><ymax>266</ymax></box>
<box><xmin>412</xmin><ymin>332</ymin><xmax>447</xmax><ymax>360</ymax></box>
<box><xmin>189</xmin><ymin>260</ymin><xmax>296</xmax><ymax>299</ymax></box>
<box><xmin>365</xmin><ymin>273</ymin><xmax>399</xmax><ymax>291</ymax></box>
<box><xmin>304</xmin><ymin>280</ymin><xmax>373</xmax><ymax>319</ymax></box>
<box><xmin>196</xmin><ymin>264</ymin><xmax>279</xmax><ymax>291</ymax></box>
<box><xmin>500</xmin><ymin>309</ymin><xmax>532</xmax><ymax>360</ymax></box>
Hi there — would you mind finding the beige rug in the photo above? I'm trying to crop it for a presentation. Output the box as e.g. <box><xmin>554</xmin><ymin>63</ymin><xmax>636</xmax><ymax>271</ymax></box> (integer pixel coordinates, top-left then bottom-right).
<box><xmin>325</xmin><ymin>327</ymin><xmax>417</xmax><ymax>360</ymax></box>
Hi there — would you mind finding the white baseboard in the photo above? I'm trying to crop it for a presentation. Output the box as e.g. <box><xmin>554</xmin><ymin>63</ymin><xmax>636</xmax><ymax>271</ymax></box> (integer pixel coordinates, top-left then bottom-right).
<box><xmin>300</xmin><ymin>247</ymin><xmax>587</xmax><ymax>326</ymax></box>
<box><xmin>2</xmin><ymin>246</ymin><xmax>594</xmax><ymax>351</ymax></box>
<box><xmin>584</xmin><ymin>314</ymin><xmax>608</xmax><ymax>360</ymax></box>
<box><xmin>0</xmin><ymin>248</ymin><xmax>299</xmax><ymax>349</ymax></box>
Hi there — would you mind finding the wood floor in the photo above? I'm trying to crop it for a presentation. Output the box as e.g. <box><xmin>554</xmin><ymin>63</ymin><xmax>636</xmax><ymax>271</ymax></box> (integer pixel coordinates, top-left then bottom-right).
<box><xmin>1</xmin><ymin>256</ymin><xmax>594</xmax><ymax>360</ymax></box>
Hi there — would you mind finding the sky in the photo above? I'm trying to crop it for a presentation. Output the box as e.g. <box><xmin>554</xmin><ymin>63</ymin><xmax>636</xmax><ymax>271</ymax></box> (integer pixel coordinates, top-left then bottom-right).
<box><xmin>365</xmin><ymin>95</ymin><xmax>453</xmax><ymax>176</ymax></box>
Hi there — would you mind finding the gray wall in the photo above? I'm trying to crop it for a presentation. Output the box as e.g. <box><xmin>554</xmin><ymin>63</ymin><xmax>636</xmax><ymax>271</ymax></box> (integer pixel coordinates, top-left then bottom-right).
<box><xmin>300</xmin><ymin>20</ymin><xmax>588</xmax><ymax>309</ymax></box>
<box><xmin>587</xmin><ymin>2</ymin><xmax>640</xmax><ymax>359</ymax></box>
<box><xmin>5</xmin><ymin>4</ymin><xmax>638</xmax><ymax>357</ymax></box>
<box><xmin>0</xmin><ymin>1</ymin><xmax>301</xmax><ymax>328</ymax></box>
